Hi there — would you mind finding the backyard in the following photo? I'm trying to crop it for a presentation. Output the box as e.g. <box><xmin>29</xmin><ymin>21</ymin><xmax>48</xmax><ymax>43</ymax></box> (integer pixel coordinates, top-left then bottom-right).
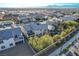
<box><xmin>26</xmin><ymin>20</ymin><xmax>78</xmax><ymax>52</ymax></box>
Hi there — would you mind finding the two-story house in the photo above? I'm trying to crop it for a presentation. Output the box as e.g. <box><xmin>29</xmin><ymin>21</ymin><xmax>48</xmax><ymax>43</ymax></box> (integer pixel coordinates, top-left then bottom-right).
<box><xmin>0</xmin><ymin>27</ymin><xmax>24</xmax><ymax>51</ymax></box>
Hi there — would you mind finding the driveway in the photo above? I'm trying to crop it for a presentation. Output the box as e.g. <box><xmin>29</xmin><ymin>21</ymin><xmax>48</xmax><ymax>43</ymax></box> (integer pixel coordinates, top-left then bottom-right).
<box><xmin>0</xmin><ymin>43</ymin><xmax>34</xmax><ymax>56</ymax></box>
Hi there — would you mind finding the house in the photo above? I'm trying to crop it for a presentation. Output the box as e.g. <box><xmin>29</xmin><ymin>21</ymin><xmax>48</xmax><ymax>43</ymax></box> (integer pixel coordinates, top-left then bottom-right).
<box><xmin>73</xmin><ymin>13</ymin><xmax>79</xmax><ymax>20</ymax></box>
<box><xmin>23</xmin><ymin>22</ymin><xmax>55</xmax><ymax>36</ymax></box>
<box><xmin>50</xmin><ymin>12</ymin><xmax>63</xmax><ymax>17</ymax></box>
<box><xmin>48</xmin><ymin>17</ymin><xmax>63</xmax><ymax>26</ymax></box>
<box><xmin>0</xmin><ymin>27</ymin><xmax>24</xmax><ymax>51</ymax></box>
<box><xmin>60</xmin><ymin>15</ymin><xmax>78</xmax><ymax>20</ymax></box>
<box><xmin>29</xmin><ymin>13</ymin><xmax>47</xmax><ymax>21</ymax></box>
<box><xmin>0</xmin><ymin>21</ymin><xmax>13</xmax><ymax>30</ymax></box>
<box><xmin>29</xmin><ymin>13</ymin><xmax>45</xmax><ymax>18</ymax></box>
<box><xmin>0</xmin><ymin>21</ymin><xmax>12</xmax><ymax>26</ymax></box>
<box><xmin>18</xmin><ymin>14</ymin><xmax>30</xmax><ymax>23</ymax></box>
<box><xmin>0</xmin><ymin>14</ymin><xmax>4</xmax><ymax>19</ymax></box>
<box><xmin>18</xmin><ymin>14</ymin><xmax>27</xmax><ymax>21</ymax></box>
<box><xmin>49</xmin><ymin>17</ymin><xmax>62</xmax><ymax>22</ymax></box>
<box><xmin>3</xmin><ymin>14</ymin><xmax>18</xmax><ymax>20</ymax></box>
<box><xmin>13</xmin><ymin>28</ymin><xmax>24</xmax><ymax>43</ymax></box>
<box><xmin>0</xmin><ymin>29</ymin><xmax>15</xmax><ymax>51</ymax></box>
<box><xmin>0</xmin><ymin>12</ymin><xmax>5</xmax><ymax>19</ymax></box>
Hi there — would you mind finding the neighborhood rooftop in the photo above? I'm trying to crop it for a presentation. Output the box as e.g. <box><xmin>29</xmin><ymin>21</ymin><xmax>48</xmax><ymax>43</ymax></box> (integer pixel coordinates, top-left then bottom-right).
<box><xmin>0</xmin><ymin>27</ymin><xmax>22</xmax><ymax>41</ymax></box>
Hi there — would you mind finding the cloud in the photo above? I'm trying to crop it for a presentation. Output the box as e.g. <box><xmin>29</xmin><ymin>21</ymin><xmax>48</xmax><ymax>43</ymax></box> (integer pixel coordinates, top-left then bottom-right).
<box><xmin>0</xmin><ymin>0</ymin><xmax>79</xmax><ymax>3</ymax></box>
<box><xmin>0</xmin><ymin>0</ymin><xmax>79</xmax><ymax>7</ymax></box>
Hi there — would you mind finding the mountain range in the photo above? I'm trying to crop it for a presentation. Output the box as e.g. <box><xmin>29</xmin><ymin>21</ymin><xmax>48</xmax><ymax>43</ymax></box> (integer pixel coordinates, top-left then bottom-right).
<box><xmin>47</xmin><ymin>3</ymin><xmax>79</xmax><ymax>8</ymax></box>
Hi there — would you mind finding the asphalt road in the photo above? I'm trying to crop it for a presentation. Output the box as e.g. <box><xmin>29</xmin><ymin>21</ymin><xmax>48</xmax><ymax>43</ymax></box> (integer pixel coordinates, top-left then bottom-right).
<box><xmin>0</xmin><ymin>43</ymin><xmax>34</xmax><ymax>56</ymax></box>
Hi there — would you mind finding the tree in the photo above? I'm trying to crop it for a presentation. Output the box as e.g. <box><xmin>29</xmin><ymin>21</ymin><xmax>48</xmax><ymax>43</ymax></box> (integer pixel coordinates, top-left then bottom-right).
<box><xmin>28</xmin><ymin>34</ymin><xmax>52</xmax><ymax>52</ymax></box>
<box><xmin>52</xmin><ymin>34</ymin><xmax>61</xmax><ymax>42</ymax></box>
<box><xmin>60</xmin><ymin>31</ymin><xmax>66</xmax><ymax>37</ymax></box>
<box><xmin>63</xmin><ymin>20</ymin><xmax>78</xmax><ymax>26</ymax></box>
<box><xmin>65</xmin><ymin>27</ymin><xmax>72</xmax><ymax>34</ymax></box>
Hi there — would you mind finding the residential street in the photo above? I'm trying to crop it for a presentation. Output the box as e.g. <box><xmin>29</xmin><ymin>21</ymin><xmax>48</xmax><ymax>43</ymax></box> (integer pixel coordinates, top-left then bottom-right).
<box><xmin>49</xmin><ymin>31</ymin><xmax>79</xmax><ymax>56</ymax></box>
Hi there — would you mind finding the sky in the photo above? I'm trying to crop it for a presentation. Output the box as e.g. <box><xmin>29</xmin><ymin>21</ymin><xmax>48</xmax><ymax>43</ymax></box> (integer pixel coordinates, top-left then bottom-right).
<box><xmin>0</xmin><ymin>0</ymin><xmax>79</xmax><ymax>8</ymax></box>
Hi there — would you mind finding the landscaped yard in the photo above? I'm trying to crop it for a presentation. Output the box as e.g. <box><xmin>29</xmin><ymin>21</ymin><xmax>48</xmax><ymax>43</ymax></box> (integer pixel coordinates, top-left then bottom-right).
<box><xmin>27</xmin><ymin>20</ymin><xmax>78</xmax><ymax>52</ymax></box>
<box><xmin>28</xmin><ymin>34</ymin><xmax>52</xmax><ymax>52</ymax></box>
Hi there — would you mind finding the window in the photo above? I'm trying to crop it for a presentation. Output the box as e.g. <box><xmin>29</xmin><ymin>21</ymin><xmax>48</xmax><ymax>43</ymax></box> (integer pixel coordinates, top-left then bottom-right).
<box><xmin>0</xmin><ymin>41</ymin><xmax>3</xmax><ymax>44</ymax></box>
<box><xmin>19</xmin><ymin>37</ymin><xmax>23</xmax><ymax>39</ymax></box>
<box><xmin>1</xmin><ymin>46</ymin><xmax>5</xmax><ymax>49</ymax></box>
<box><xmin>10</xmin><ymin>43</ymin><xmax>13</xmax><ymax>46</ymax></box>
<box><xmin>15</xmin><ymin>35</ymin><xmax>18</xmax><ymax>38</ymax></box>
